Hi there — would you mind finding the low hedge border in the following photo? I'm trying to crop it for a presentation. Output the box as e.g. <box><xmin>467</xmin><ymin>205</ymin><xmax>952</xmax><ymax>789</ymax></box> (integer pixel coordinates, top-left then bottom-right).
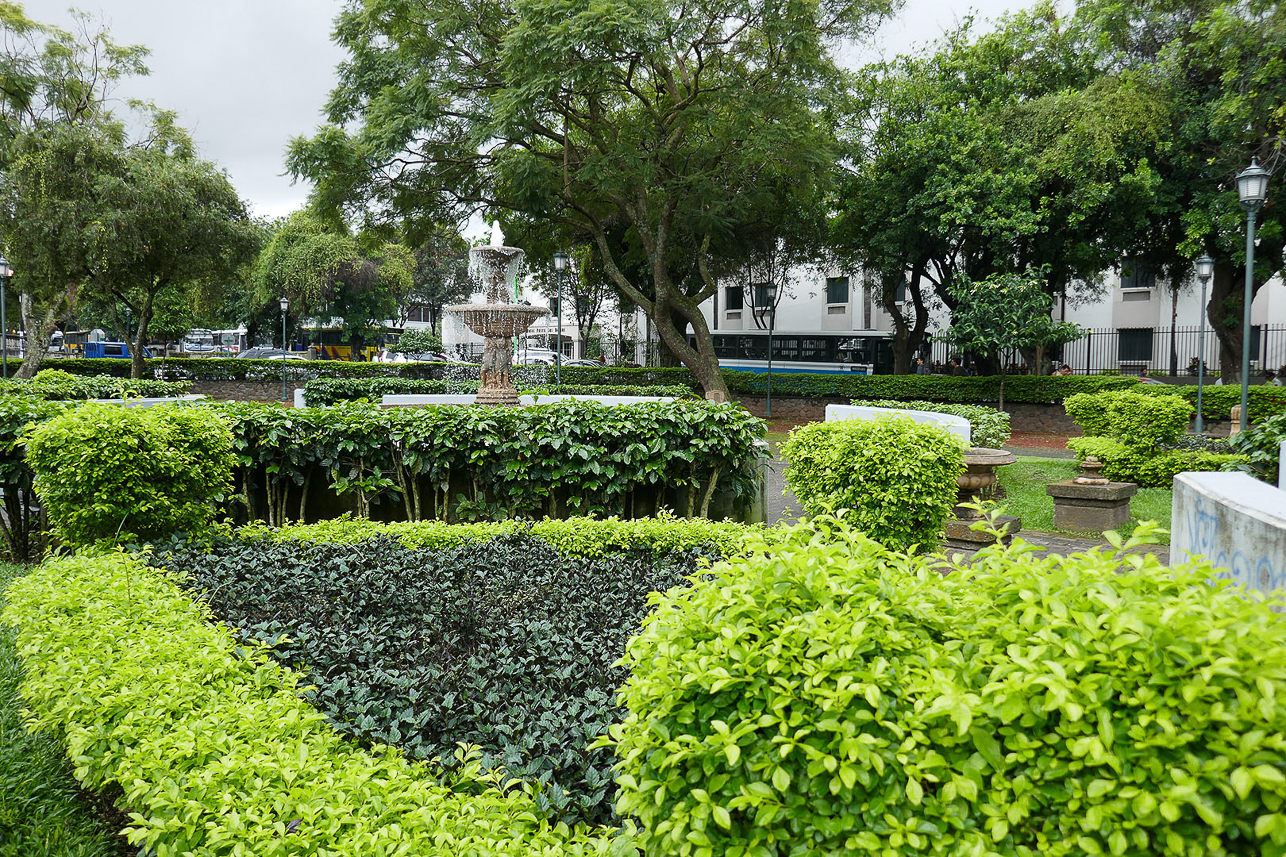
<box><xmin>301</xmin><ymin>377</ymin><xmax>697</xmax><ymax>406</ymax></box>
<box><xmin>1</xmin><ymin>552</ymin><xmax>630</xmax><ymax>856</ymax></box>
<box><xmin>22</xmin><ymin>357</ymin><xmax>1142</xmax><ymax>404</ymax></box>
<box><xmin>238</xmin><ymin>512</ymin><xmax>770</xmax><ymax>558</ymax></box>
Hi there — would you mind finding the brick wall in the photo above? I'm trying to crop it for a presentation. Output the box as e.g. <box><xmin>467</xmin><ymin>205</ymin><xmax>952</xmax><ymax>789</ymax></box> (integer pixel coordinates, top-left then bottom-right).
<box><xmin>191</xmin><ymin>380</ymin><xmax>294</xmax><ymax>403</ymax></box>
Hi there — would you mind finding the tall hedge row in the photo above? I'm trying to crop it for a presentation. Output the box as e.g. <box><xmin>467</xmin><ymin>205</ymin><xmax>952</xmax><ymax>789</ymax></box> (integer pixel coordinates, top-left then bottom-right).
<box><xmin>0</xmin><ymin>397</ymin><xmax>765</xmax><ymax>560</ymax></box>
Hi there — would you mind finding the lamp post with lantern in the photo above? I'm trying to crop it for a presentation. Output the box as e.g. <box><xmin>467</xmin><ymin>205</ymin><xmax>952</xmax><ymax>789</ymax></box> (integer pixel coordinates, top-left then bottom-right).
<box><xmin>280</xmin><ymin>297</ymin><xmax>290</xmax><ymax>403</ymax></box>
<box><xmin>1193</xmin><ymin>255</ymin><xmax>1214</xmax><ymax>435</ymax></box>
<box><xmin>1236</xmin><ymin>158</ymin><xmax>1270</xmax><ymax>432</ymax></box>
<box><xmin>0</xmin><ymin>257</ymin><xmax>11</xmax><ymax>379</ymax></box>
<box><xmin>552</xmin><ymin>250</ymin><xmax>569</xmax><ymax>385</ymax></box>
<box><xmin>765</xmin><ymin>282</ymin><xmax>778</xmax><ymax>418</ymax></box>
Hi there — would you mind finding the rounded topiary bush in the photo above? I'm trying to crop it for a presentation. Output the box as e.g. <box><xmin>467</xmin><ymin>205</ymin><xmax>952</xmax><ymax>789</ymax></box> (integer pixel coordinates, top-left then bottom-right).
<box><xmin>781</xmin><ymin>415</ymin><xmax>965</xmax><ymax>550</ymax></box>
<box><xmin>27</xmin><ymin>402</ymin><xmax>233</xmax><ymax>545</ymax></box>
<box><xmin>607</xmin><ymin>519</ymin><xmax>1286</xmax><ymax>857</ymax></box>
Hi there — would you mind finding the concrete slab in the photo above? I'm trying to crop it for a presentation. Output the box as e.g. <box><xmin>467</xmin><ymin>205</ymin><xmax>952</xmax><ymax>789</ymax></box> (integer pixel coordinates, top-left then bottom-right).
<box><xmin>1172</xmin><ymin>472</ymin><xmax>1286</xmax><ymax>593</ymax></box>
<box><xmin>824</xmin><ymin>404</ymin><xmax>971</xmax><ymax>444</ymax></box>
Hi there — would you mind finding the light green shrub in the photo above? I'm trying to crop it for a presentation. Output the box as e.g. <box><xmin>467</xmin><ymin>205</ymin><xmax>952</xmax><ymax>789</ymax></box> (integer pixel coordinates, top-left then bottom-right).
<box><xmin>26</xmin><ymin>403</ymin><xmax>233</xmax><ymax>545</ymax></box>
<box><xmin>1107</xmin><ymin>392</ymin><xmax>1193</xmax><ymax>451</ymax></box>
<box><xmin>1</xmin><ymin>553</ymin><xmax>629</xmax><ymax>856</ymax></box>
<box><xmin>606</xmin><ymin>517</ymin><xmax>1286</xmax><ymax>857</ymax></box>
<box><xmin>247</xmin><ymin>512</ymin><xmax>772</xmax><ymax>558</ymax></box>
<box><xmin>781</xmin><ymin>415</ymin><xmax>965</xmax><ymax>551</ymax></box>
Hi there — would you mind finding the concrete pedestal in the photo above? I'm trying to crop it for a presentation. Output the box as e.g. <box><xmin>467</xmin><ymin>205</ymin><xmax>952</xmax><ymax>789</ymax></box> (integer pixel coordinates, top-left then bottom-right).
<box><xmin>1046</xmin><ymin>480</ymin><xmax>1138</xmax><ymax>531</ymax></box>
<box><xmin>944</xmin><ymin>514</ymin><xmax>1022</xmax><ymax>550</ymax></box>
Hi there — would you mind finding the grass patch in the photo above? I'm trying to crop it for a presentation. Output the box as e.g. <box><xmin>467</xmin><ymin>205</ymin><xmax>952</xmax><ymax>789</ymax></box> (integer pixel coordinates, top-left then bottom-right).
<box><xmin>0</xmin><ymin>562</ymin><xmax>128</xmax><ymax>857</ymax></box>
<box><xmin>997</xmin><ymin>456</ymin><xmax>1172</xmax><ymax>543</ymax></box>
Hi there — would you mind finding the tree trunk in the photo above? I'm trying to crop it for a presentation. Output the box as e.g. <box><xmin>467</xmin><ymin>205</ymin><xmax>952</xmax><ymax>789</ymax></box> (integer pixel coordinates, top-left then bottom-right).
<box><xmin>130</xmin><ymin>290</ymin><xmax>155</xmax><ymax>380</ymax></box>
<box><xmin>1209</xmin><ymin>263</ymin><xmax>1249</xmax><ymax>384</ymax></box>
<box><xmin>1169</xmin><ymin>287</ymin><xmax>1179</xmax><ymax>377</ymax></box>
<box><xmin>15</xmin><ymin>290</ymin><xmax>72</xmax><ymax>379</ymax></box>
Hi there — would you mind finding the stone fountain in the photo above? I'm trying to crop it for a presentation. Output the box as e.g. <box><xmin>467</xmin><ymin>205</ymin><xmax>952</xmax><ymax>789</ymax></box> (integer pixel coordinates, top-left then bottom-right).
<box><xmin>445</xmin><ymin>224</ymin><xmax>548</xmax><ymax>406</ymax></box>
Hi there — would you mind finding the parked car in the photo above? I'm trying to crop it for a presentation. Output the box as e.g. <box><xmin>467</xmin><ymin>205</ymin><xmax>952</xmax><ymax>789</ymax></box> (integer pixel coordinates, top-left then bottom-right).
<box><xmin>562</xmin><ymin>358</ymin><xmax>604</xmax><ymax>368</ymax></box>
<box><xmin>237</xmin><ymin>347</ymin><xmax>307</xmax><ymax>361</ymax></box>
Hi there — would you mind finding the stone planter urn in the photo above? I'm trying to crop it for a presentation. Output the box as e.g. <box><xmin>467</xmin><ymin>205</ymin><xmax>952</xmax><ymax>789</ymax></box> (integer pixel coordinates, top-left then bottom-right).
<box><xmin>944</xmin><ymin>447</ymin><xmax>1021</xmax><ymax>550</ymax></box>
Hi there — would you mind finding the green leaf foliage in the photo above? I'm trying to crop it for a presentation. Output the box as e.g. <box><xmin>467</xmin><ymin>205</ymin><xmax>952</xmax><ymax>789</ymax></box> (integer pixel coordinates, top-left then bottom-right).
<box><xmin>155</xmin><ymin>529</ymin><xmax>718</xmax><ymax>825</ymax></box>
<box><xmin>218</xmin><ymin>399</ymin><xmax>764</xmax><ymax>526</ymax></box>
<box><xmin>1</xmin><ymin>552</ymin><xmax>630</xmax><ymax>855</ymax></box>
<box><xmin>245</xmin><ymin>512</ymin><xmax>769</xmax><ymax>559</ymax></box>
<box><xmin>781</xmin><ymin>416</ymin><xmax>965</xmax><ymax>550</ymax></box>
<box><xmin>1225</xmin><ymin>414</ymin><xmax>1286</xmax><ymax>484</ymax></box>
<box><xmin>25</xmin><ymin>403</ymin><xmax>234</xmax><ymax>545</ymax></box>
<box><xmin>851</xmin><ymin>399</ymin><xmax>1011</xmax><ymax>448</ymax></box>
<box><xmin>607</xmin><ymin>517</ymin><xmax>1286</xmax><ymax>857</ymax></box>
<box><xmin>0</xmin><ymin>368</ymin><xmax>190</xmax><ymax>400</ymax></box>
<box><xmin>1133</xmin><ymin>384</ymin><xmax>1286</xmax><ymax>424</ymax></box>
<box><xmin>0</xmin><ymin>396</ymin><xmax>70</xmax><ymax>561</ymax></box>
<box><xmin>1065</xmin><ymin>390</ymin><xmax>1247</xmax><ymax>485</ymax></box>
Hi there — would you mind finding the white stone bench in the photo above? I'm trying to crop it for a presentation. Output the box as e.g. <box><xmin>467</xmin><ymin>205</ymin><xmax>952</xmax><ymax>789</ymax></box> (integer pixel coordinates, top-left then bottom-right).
<box><xmin>823</xmin><ymin>404</ymin><xmax>971</xmax><ymax>445</ymax></box>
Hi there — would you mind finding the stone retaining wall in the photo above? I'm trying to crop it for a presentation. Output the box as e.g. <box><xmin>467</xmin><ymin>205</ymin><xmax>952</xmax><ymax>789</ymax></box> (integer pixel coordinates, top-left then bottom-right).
<box><xmin>191</xmin><ymin>380</ymin><xmax>290</xmax><ymax>403</ymax></box>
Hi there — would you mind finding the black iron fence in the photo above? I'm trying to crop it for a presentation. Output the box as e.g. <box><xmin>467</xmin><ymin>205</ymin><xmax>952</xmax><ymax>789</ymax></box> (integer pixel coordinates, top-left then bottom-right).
<box><xmin>927</xmin><ymin>325</ymin><xmax>1286</xmax><ymax>376</ymax></box>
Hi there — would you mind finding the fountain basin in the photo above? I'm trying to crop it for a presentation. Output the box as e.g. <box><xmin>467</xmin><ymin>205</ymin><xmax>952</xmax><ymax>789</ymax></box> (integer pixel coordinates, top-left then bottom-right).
<box><xmin>445</xmin><ymin>304</ymin><xmax>549</xmax><ymax>339</ymax></box>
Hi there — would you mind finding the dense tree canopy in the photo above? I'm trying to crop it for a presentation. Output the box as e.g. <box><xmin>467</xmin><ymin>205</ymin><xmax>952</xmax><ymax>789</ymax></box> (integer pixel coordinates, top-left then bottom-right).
<box><xmin>289</xmin><ymin>0</ymin><xmax>899</xmax><ymax>395</ymax></box>
<box><xmin>251</xmin><ymin>213</ymin><xmax>415</xmax><ymax>355</ymax></box>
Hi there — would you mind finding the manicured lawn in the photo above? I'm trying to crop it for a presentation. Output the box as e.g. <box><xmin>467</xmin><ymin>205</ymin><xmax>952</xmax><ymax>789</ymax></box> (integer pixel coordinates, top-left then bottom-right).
<box><xmin>0</xmin><ymin>563</ymin><xmax>127</xmax><ymax>857</ymax></box>
<box><xmin>997</xmin><ymin>456</ymin><xmax>1173</xmax><ymax>544</ymax></box>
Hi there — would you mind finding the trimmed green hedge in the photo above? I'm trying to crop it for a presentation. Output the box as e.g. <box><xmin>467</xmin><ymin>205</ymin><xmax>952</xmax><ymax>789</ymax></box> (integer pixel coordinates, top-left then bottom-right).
<box><xmin>2</xmin><ymin>552</ymin><xmax>628</xmax><ymax>856</ymax></box>
<box><xmin>851</xmin><ymin>399</ymin><xmax>1011</xmax><ymax>448</ymax></box>
<box><xmin>157</xmin><ymin>527</ymin><xmax>717</xmax><ymax>825</ymax></box>
<box><xmin>22</xmin><ymin>357</ymin><xmax>1142</xmax><ymax>404</ymax></box>
<box><xmin>1135</xmin><ymin>383</ymin><xmax>1286</xmax><ymax>422</ymax></box>
<box><xmin>726</xmin><ymin>371</ymin><xmax>1139</xmax><ymax>403</ymax></box>
<box><xmin>243</xmin><ymin>511</ymin><xmax>767</xmax><ymax>558</ymax></box>
<box><xmin>0</xmin><ymin>369</ymin><xmax>189</xmax><ymax>400</ymax></box>
<box><xmin>1065</xmin><ymin>390</ymin><xmax>1249</xmax><ymax>485</ymax></box>
<box><xmin>301</xmin><ymin>377</ymin><xmax>696</xmax><ymax>406</ymax></box>
<box><xmin>606</xmin><ymin>517</ymin><xmax>1286</xmax><ymax>857</ymax></box>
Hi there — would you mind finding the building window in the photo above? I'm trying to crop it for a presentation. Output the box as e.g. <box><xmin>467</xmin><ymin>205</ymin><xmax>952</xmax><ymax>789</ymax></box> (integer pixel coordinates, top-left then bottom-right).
<box><xmin>826</xmin><ymin>276</ymin><xmax>849</xmax><ymax>304</ymax></box>
<box><xmin>549</xmin><ymin>296</ymin><xmax>560</xmax><ymax>316</ymax></box>
<box><xmin>725</xmin><ymin>286</ymin><xmax>743</xmax><ymax>311</ymax></box>
<box><xmin>752</xmin><ymin>282</ymin><xmax>773</xmax><ymax>309</ymax></box>
<box><xmin>1121</xmin><ymin>262</ymin><xmax>1156</xmax><ymax>290</ymax></box>
<box><xmin>1118</xmin><ymin>328</ymin><xmax>1154</xmax><ymax>362</ymax></box>
<box><xmin>895</xmin><ymin>282</ymin><xmax>906</xmax><ymax>303</ymax></box>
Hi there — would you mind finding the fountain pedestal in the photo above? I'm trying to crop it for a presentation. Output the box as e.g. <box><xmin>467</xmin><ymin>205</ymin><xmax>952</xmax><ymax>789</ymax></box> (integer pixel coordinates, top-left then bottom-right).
<box><xmin>944</xmin><ymin>447</ymin><xmax>1021</xmax><ymax>550</ymax></box>
<box><xmin>445</xmin><ymin>231</ymin><xmax>548</xmax><ymax>407</ymax></box>
<box><xmin>1045</xmin><ymin>457</ymin><xmax>1137</xmax><ymax>532</ymax></box>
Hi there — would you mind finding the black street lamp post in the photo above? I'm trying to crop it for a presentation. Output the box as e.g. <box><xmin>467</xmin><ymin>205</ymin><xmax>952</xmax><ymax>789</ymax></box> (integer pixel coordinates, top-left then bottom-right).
<box><xmin>0</xmin><ymin>257</ymin><xmax>11</xmax><ymax>379</ymax></box>
<box><xmin>1236</xmin><ymin>158</ymin><xmax>1270</xmax><ymax>432</ymax></box>
<box><xmin>553</xmin><ymin>251</ymin><xmax>569</xmax><ymax>385</ymax></box>
<box><xmin>765</xmin><ymin>283</ymin><xmax>778</xmax><ymax>418</ymax></box>
<box><xmin>280</xmin><ymin>297</ymin><xmax>290</xmax><ymax>403</ymax></box>
<box><xmin>1193</xmin><ymin>254</ymin><xmax>1214</xmax><ymax>435</ymax></box>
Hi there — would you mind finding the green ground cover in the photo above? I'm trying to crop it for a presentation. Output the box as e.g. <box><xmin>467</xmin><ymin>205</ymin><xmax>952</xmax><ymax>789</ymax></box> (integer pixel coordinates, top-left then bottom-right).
<box><xmin>997</xmin><ymin>455</ymin><xmax>1173</xmax><ymax>543</ymax></box>
<box><xmin>0</xmin><ymin>563</ymin><xmax>125</xmax><ymax>857</ymax></box>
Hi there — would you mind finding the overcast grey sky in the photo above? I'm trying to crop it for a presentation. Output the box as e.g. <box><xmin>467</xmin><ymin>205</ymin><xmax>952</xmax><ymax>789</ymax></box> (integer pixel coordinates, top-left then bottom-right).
<box><xmin>24</xmin><ymin>0</ymin><xmax>1027</xmax><ymax>221</ymax></box>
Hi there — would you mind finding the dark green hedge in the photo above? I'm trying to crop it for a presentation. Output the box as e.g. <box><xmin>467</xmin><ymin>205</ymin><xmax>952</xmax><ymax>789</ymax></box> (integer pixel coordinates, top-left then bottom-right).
<box><xmin>723</xmin><ymin>371</ymin><xmax>1141</xmax><ymax>404</ymax></box>
<box><xmin>1135</xmin><ymin>383</ymin><xmax>1286</xmax><ymax>422</ymax></box>
<box><xmin>20</xmin><ymin>357</ymin><xmax>1152</xmax><ymax>404</ymax></box>
<box><xmin>157</xmin><ymin>530</ymin><xmax>711</xmax><ymax>825</ymax></box>
<box><xmin>301</xmin><ymin>376</ymin><xmax>697</xmax><ymax>405</ymax></box>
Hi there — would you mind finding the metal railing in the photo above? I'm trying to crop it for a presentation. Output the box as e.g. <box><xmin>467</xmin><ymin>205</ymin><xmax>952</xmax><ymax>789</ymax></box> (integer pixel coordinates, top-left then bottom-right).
<box><xmin>926</xmin><ymin>325</ymin><xmax>1286</xmax><ymax>376</ymax></box>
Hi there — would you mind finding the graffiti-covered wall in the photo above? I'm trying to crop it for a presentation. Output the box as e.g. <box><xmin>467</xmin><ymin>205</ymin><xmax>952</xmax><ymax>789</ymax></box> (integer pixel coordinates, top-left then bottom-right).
<box><xmin>1172</xmin><ymin>473</ymin><xmax>1286</xmax><ymax>594</ymax></box>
